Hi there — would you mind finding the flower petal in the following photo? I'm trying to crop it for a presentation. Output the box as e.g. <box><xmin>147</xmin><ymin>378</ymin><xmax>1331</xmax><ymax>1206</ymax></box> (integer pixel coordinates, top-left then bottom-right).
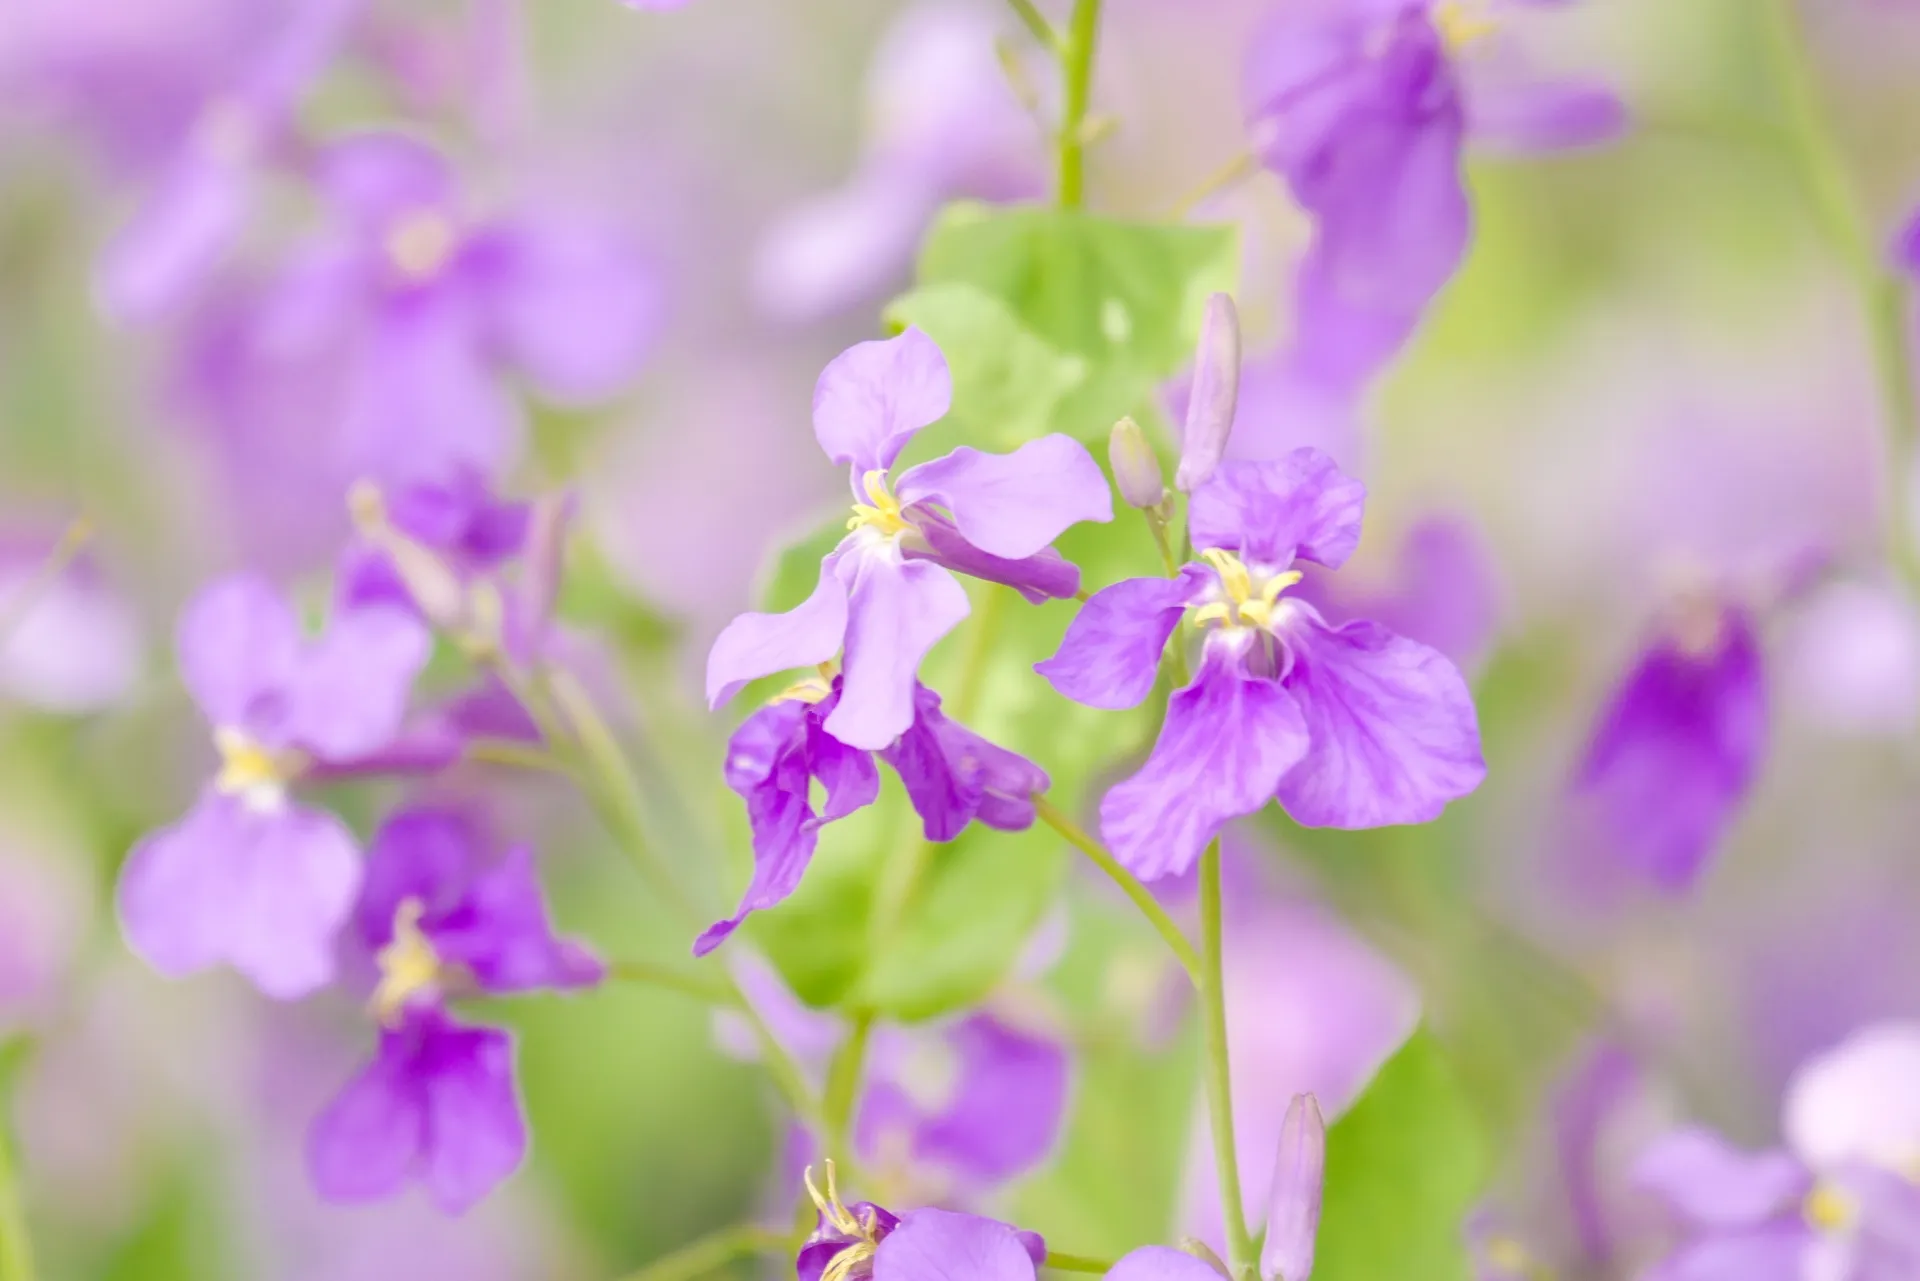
<box><xmin>704</xmin><ymin>553</ymin><xmax>851</xmax><ymax>710</ymax></box>
<box><xmin>1467</xmin><ymin>78</ymin><xmax>1629</xmax><ymax>154</ymax></box>
<box><xmin>1639</xmin><ymin>1225</ymin><xmax>1809</xmax><ymax>1281</ymax></box>
<box><xmin>1036</xmin><ymin>570</ymin><xmax>1206</xmax><ymax>711</ymax></box>
<box><xmin>1631</xmin><ymin>1128</ymin><xmax>1807</xmax><ymax>1229</ymax></box>
<box><xmin>176</xmin><ymin>574</ymin><xmax>304</xmax><ymax>729</ymax></box>
<box><xmin>1107</xmin><ymin>1246</ymin><xmax>1225</xmax><ymax>1281</ymax></box>
<box><xmin>812</xmin><ymin>327</ymin><xmax>952</xmax><ymax>478</ymax></box>
<box><xmin>288</xmin><ymin>604</ymin><xmax>432</xmax><ymax>761</ymax></box>
<box><xmin>418</xmin><ymin>1018</ymin><xmax>527</xmax><ymax>1214</ymax></box>
<box><xmin>824</xmin><ymin>550</ymin><xmax>970</xmax><ymax>751</ymax></box>
<box><xmin>96</xmin><ymin>153</ymin><xmax>253</xmax><ymax>323</ymax></box>
<box><xmin>309</xmin><ymin>1025</ymin><xmax>425</xmax><ymax>1206</ymax></box>
<box><xmin>1784</xmin><ymin>1022</ymin><xmax>1920</xmax><ymax>1176</ymax></box>
<box><xmin>1188</xmin><ymin>452</ymin><xmax>1367</xmax><ymax>569</ymax></box>
<box><xmin>317</xmin><ymin>132</ymin><xmax>458</xmax><ymax>237</ymax></box>
<box><xmin>1100</xmin><ymin>640</ymin><xmax>1310</xmax><ymax>880</ymax></box>
<box><xmin>910</xmin><ymin>1015</ymin><xmax>1070</xmax><ymax>1188</ymax></box>
<box><xmin>895</xmin><ymin>435</ymin><xmax>1113</xmax><ymax>561</ymax></box>
<box><xmin>118</xmin><ymin>795</ymin><xmax>361</xmax><ymax>999</ymax></box>
<box><xmin>439</xmin><ymin>846</ymin><xmax>604</xmax><ymax>993</ymax></box>
<box><xmin>908</xmin><ymin>511</ymin><xmax>1081</xmax><ymax>603</ymax></box>
<box><xmin>872</xmin><ymin>1208</ymin><xmax>1038</xmax><ymax>1281</ymax></box>
<box><xmin>1274</xmin><ymin>614</ymin><xmax>1484</xmax><ymax>828</ymax></box>
<box><xmin>357</xmin><ymin>808</ymin><xmax>483</xmax><ymax>948</ymax></box>
<box><xmin>883</xmin><ymin>683</ymin><xmax>1047</xmax><ymax>842</ymax></box>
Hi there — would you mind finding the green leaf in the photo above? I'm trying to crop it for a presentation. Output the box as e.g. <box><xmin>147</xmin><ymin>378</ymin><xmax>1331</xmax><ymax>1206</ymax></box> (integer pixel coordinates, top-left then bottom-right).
<box><xmin>1314</xmin><ymin>1029</ymin><xmax>1489</xmax><ymax>1281</ymax></box>
<box><xmin>909</xmin><ymin>202</ymin><xmax>1238</xmax><ymax>440</ymax></box>
<box><xmin>884</xmin><ymin>283</ymin><xmax>1090</xmax><ymax>449</ymax></box>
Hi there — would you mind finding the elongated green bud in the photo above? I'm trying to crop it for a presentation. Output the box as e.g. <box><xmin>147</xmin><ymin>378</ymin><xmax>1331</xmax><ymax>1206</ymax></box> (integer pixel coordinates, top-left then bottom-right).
<box><xmin>1109</xmin><ymin>416</ymin><xmax>1167</xmax><ymax>510</ymax></box>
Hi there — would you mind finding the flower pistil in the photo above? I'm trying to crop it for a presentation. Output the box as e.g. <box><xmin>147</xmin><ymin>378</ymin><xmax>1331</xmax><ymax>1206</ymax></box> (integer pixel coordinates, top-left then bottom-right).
<box><xmin>369</xmin><ymin>898</ymin><xmax>442</xmax><ymax>1026</ymax></box>
<box><xmin>1192</xmin><ymin>547</ymin><xmax>1302</xmax><ymax>631</ymax></box>
<box><xmin>806</xmin><ymin>1160</ymin><xmax>885</xmax><ymax>1281</ymax></box>
<box><xmin>846</xmin><ymin>471</ymin><xmax>912</xmax><ymax>539</ymax></box>
<box><xmin>213</xmin><ymin>727</ymin><xmax>305</xmax><ymax>812</ymax></box>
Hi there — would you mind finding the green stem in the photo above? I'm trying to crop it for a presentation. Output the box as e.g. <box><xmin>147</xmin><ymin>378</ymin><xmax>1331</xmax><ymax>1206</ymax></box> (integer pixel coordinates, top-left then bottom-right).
<box><xmin>0</xmin><ymin>1110</ymin><xmax>34</xmax><ymax>1281</ymax></box>
<box><xmin>606</xmin><ymin>960</ymin><xmax>736</xmax><ymax>1006</ymax></box>
<box><xmin>1762</xmin><ymin>0</ymin><xmax>1920</xmax><ymax>599</ymax></box>
<box><xmin>1056</xmin><ymin>0</ymin><xmax>1103</xmax><ymax>208</ymax></box>
<box><xmin>822</xmin><ymin>1012</ymin><xmax>874</xmax><ymax>1168</ymax></box>
<box><xmin>1005</xmin><ymin>0</ymin><xmax>1060</xmax><ymax>50</ymax></box>
<box><xmin>1198</xmin><ymin>839</ymin><xmax>1255</xmax><ymax>1276</ymax></box>
<box><xmin>615</xmin><ymin>1224</ymin><xmax>787</xmax><ymax>1281</ymax></box>
<box><xmin>1043</xmin><ymin>1252</ymin><xmax>1117</xmax><ymax>1274</ymax></box>
<box><xmin>462</xmin><ymin>737</ymin><xmax>575</xmax><ymax>776</ymax></box>
<box><xmin>1032</xmin><ymin>796</ymin><xmax>1200</xmax><ymax>982</ymax></box>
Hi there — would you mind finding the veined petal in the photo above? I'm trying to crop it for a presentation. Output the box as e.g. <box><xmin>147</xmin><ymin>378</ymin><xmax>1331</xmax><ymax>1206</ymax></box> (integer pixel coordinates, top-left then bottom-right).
<box><xmin>1106</xmin><ymin>1247</ymin><xmax>1224</xmax><ymax>1281</ymax></box>
<box><xmin>1274</xmin><ymin>614</ymin><xmax>1484</xmax><ymax>828</ymax></box>
<box><xmin>883</xmin><ymin>684</ymin><xmax>1048</xmax><ymax>842</ymax></box>
<box><xmin>812</xmin><ymin>327</ymin><xmax>952</xmax><ymax>477</ymax></box>
<box><xmin>1036</xmin><ymin>570</ymin><xmax>1207</xmax><ymax>711</ymax></box>
<box><xmin>1188</xmin><ymin>452</ymin><xmax>1366</xmax><ymax>569</ymax></box>
<box><xmin>117</xmin><ymin>794</ymin><xmax>361</xmax><ymax>1000</ymax></box>
<box><xmin>824</xmin><ymin>551</ymin><xmax>970</xmax><ymax>751</ymax></box>
<box><xmin>176</xmin><ymin>574</ymin><xmax>303</xmax><ymax>729</ymax></box>
<box><xmin>895</xmin><ymin>435</ymin><xmax>1113</xmax><ymax>561</ymax></box>
<box><xmin>704</xmin><ymin>553</ymin><xmax>851</xmax><ymax>710</ymax></box>
<box><xmin>908</xmin><ymin>511</ymin><xmax>1081</xmax><ymax>603</ymax></box>
<box><xmin>1100</xmin><ymin>640</ymin><xmax>1309</xmax><ymax>880</ymax></box>
<box><xmin>1631</xmin><ymin>1128</ymin><xmax>1807</xmax><ymax>1229</ymax></box>
<box><xmin>872</xmin><ymin>1208</ymin><xmax>1038</xmax><ymax>1281</ymax></box>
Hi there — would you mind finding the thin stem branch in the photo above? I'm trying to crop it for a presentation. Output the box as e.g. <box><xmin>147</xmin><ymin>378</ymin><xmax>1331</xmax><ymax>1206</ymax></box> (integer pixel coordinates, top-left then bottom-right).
<box><xmin>0</xmin><ymin>1090</ymin><xmax>35</xmax><ymax>1281</ymax></box>
<box><xmin>1167</xmin><ymin>151</ymin><xmax>1261</xmax><ymax>220</ymax></box>
<box><xmin>1032</xmin><ymin>796</ymin><xmax>1200</xmax><ymax>983</ymax></box>
<box><xmin>615</xmin><ymin>1223</ymin><xmax>787</xmax><ymax>1281</ymax></box>
<box><xmin>605</xmin><ymin>960</ymin><xmax>736</xmax><ymax>1006</ymax></box>
<box><xmin>1005</xmin><ymin>0</ymin><xmax>1060</xmax><ymax>50</ymax></box>
<box><xmin>1761</xmin><ymin>0</ymin><xmax>1920</xmax><ymax>599</ymax></box>
<box><xmin>1056</xmin><ymin>0</ymin><xmax>1103</xmax><ymax>208</ymax></box>
<box><xmin>822</xmin><ymin>1012</ymin><xmax>874</xmax><ymax>1169</ymax></box>
<box><xmin>1043</xmin><ymin>1252</ymin><xmax>1117</xmax><ymax>1274</ymax></box>
<box><xmin>462</xmin><ymin>737</ymin><xmax>575</xmax><ymax>775</ymax></box>
<box><xmin>1198</xmin><ymin>840</ymin><xmax>1255</xmax><ymax>1276</ymax></box>
<box><xmin>0</xmin><ymin>516</ymin><xmax>90</xmax><ymax>652</ymax></box>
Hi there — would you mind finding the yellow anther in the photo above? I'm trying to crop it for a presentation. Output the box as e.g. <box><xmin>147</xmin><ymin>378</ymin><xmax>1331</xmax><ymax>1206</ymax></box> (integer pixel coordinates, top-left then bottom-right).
<box><xmin>1195</xmin><ymin>550</ymin><xmax>1301</xmax><ymax>631</ymax></box>
<box><xmin>369</xmin><ymin>898</ymin><xmax>440</xmax><ymax>1027</ymax></box>
<box><xmin>1805</xmin><ymin>1182</ymin><xmax>1858</xmax><ymax>1234</ymax></box>
<box><xmin>846</xmin><ymin>471</ymin><xmax>912</xmax><ymax>538</ymax></box>
<box><xmin>774</xmin><ymin>677</ymin><xmax>832</xmax><ymax>705</ymax></box>
<box><xmin>1434</xmin><ymin>0</ymin><xmax>1497</xmax><ymax>49</ymax></box>
<box><xmin>213</xmin><ymin>727</ymin><xmax>302</xmax><ymax>802</ymax></box>
<box><xmin>1200</xmin><ymin>548</ymin><xmax>1254</xmax><ymax>604</ymax></box>
<box><xmin>385</xmin><ymin>209</ymin><xmax>460</xmax><ymax>282</ymax></box>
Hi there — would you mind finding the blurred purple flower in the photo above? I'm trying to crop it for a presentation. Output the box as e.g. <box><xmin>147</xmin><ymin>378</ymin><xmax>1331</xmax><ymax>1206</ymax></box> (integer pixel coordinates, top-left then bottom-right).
<box><xmin>1299</xmin><ymin>513</ymin><xmax>1504</xmax><ymax>675</ymax></box>
<box><xmin>1234</xmin><ymin>0</ymin><xmax>1623</xmax><ymax>461</ymax></box>
<box><xmin>0</xmin><ymin>532</ymin><xmax>143</xmax><ymax>714</ymax></box>
<box><xmin>698</xmin><ymin>673</ymin><xmax>1046</xmax><ymax>955</ymax></box>
<box><xmin>309</xmin><ymin>808</ymin><xmax>600</xmax><ymax>1213</ymax></box>
<box><xmin>257</xmin><ymin>130</ymin><xmax>662</xmax><ymax>488</ymax></box>
<box><xmin>1778</xmin><ymin>579</ymin><xmax>1920</xmax><ymax>736</ymax></box>
<box><xmin>117</xmin><ymin>575</ymin><xmax>430</xmax><ymax>999</ymax></box>
<box><xmin>705</xmin><ymin>328</ymin><xmax>1112</xmax><ymax>751</ymax></box>
<box><xmin>752</xmin><ymin>0</ymin><xmax>1045</xmax><ymax>321</ymax></box>
<box><xmin>1040</xmin><ymin>449</ymin><xmax>1484</xmax><ymax>879</ymax></box>
<box><xmin>94</xmin><ymin>0</ymin><xmax>365</xmax><ymax>322</ymax></box>
<box><xmin>1634</xmin><ymin>1022</ymin><xmax>1920</xmax><ymax>1281</ymax></box>
<box><xmin>1568</xmin><ymin>594</ymin><xmax>1766</xmax><ymax>895</ymax></box>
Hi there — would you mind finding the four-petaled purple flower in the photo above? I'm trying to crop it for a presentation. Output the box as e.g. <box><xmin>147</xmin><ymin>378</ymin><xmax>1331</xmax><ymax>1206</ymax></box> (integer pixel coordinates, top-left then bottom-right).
<box><xmin>705</xmin><ymin>328</ymin><xmax>1113</xmax><ymax>752</ymax></box>
<box><xmin>1039</xmin><ymin>449</ymin><xmax>1485</xmax><ymax>879</ymax></box>
<box><xmin>117</xmin><ymin>574</ymin><xmax>430</xmax><ymax>998</ymax></box>
<box><xmin>798</xmin><ymin>1162</ymin><xmax>1047</xmax><ymax>1281</ymax></box>
<box><xmin>697</xmin><ymin>670</ymin><xmax>1047</xmax><ymax>954</ymax></box>
<box><xmin>1633</xmin><ymin>1021</ymin><xmax>1920</xmax><ymax>1281</ymax></box>
<box><xmin>308</xmin><ymin>808</ymin><xmax>602</xmax><ymax>1214</ymax></box>
<box><xmin>1569</xmin><ymin>592</ymin><xmax>1766</xmax><ymax>894</ymax></box>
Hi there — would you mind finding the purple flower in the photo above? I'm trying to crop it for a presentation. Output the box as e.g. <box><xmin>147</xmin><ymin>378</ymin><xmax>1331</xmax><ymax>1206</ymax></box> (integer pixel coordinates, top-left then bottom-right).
<box><xmin>1106</xmin><ymin>1247</ymin><xmax>1226</xmax><ymax>1281</ymax></box>
<box><xmin>1235</xmin><ymin>0</ymin><xmax>1622</xmax><ymax>460</ymax></box>
<box><xmin>308</xmin><ymin>808</ymin><xmax>600</xmax><ymax>1213</ymax></box>
<box><xmin>256</xmin><ymin>130</ymin><xmax>662</xmax><ymax>487</ymax></box>
<box><xmin>116</xmin><ymin>575</ymin><xmax>430</xmax><ymax>998</ymax></box>
<box><xmin>94</xmin><ymin>0</ymin><xmax>365</xmax><ymax>322</ymax></box>
<box><xmin>696</xmin><ymin>673</ymin><xmax>1047</xmax><ymax>954</ymax></box>
<box><xmin>1634</xmin><ymin>1022</ymin><xmax>1920</xmax><ymax>1281</ymax></box>
<box><xmin>0</xmin><ymin>530</ymin><xmax>143</xmax><ymax>714</ymax></box>
<box><xmin>1039</xmin><ymin>449</ymin><xmax>1484</xmax><ymax>879</ymax></box>
<box><xmin>705</xmin><ymin>328</ymin><xmax>1112</xmax><ymax>751</ymax></box>
<box><xmin>797</xmin><ymin>1167</ymin><xmax>1046</xmax><ymax>1281</ymax></box>
<box><xmin>1568</xmin><ymin>594</ymin><xmax>1766</xmax><ymax>894</ymax></box>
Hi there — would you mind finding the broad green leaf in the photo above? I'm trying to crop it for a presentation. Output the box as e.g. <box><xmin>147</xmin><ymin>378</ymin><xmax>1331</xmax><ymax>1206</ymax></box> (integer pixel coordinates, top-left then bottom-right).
<box><xmin>910</xmin><ymin>202</ymin><xmax>1238</xmax><ymax>440</ymax></box>
<box><xmin>1314</xmin><ymin>1029</ymin><xmax>1489</xmax><ymax>1281</ymax></box>
<box><xmin>884</xmin><ymin>283</ymin><xmax>1090</xmax><ymax>449</ymax></box>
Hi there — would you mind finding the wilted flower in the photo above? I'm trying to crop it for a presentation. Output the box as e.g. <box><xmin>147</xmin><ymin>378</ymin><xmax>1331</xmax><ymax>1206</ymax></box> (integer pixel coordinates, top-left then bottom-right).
<box><xmin>117</xmin><ymin>575</ymin><xmax>430</xmax><ymax>998</ymax></box>
<box><xmin>308</xmin><ymin>808</ymin><xmax>601</xmax><ymax>1213</ymax></box>
<box><xmin>1634</xmin><ymin>1021</ymin><xmax>1920</xmax><ymax>1281</ymax></box>
<box><xmin>1039</xmin><ymin>449</ymin><xmax>1484</xmax><ymax>878</ymax></box>
<box><xmin>706</xmin><ymin>328</ymin><xmax>1112</xmax><ymax>751</ymax></box>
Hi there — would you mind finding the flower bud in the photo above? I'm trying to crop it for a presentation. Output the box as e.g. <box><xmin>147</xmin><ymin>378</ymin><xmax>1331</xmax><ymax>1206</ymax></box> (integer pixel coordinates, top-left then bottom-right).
<box><xmin>1260</xmin><ymin>1093</ymin><xmax>1325</xmax><ymax>1281</ymax></box>
<box><xmin>1175</xmin><ymin>292</ymin><xmax>1241</xmax><ymax>493</ymax></box>
<box><xmin>1109</xmin><ymin>416</ymin><xmax>1166</xmax><ymax>510</ymax></box>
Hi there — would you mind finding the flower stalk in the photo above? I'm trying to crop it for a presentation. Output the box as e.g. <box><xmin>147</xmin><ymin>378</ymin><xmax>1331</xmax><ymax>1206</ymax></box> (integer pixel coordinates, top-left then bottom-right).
<box><xmin>1199</xmin><ymin>839</ymin><xmax>1257</xmax><ymax>1278</ymax></box>
<box><xmin>1057</xmin><ymin>0</ymin><xmax>1104</xmax><ymax>208</ymax></box>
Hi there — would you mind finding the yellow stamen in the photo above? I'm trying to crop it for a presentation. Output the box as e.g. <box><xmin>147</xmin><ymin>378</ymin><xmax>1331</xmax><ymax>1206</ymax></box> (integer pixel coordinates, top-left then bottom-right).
<box><xmin>1194</xmin><ymin>548</ymin><xmax>1302</xmax><ymax>630</ymax></box>
<box><xmin>1805</xmin><ymin>1182</ymin><xmax>1858</xmax><ymax>1234</ymax></box>
<box><xmin>385</xmin><ymin>209</ymin><xmax>460</xmax><ymax>282</ymax></box>
<box><xmin>213</xmin><ymin>727</ymin><xmax>303</xmax><ymax>802</ymax></box>
<box><xmin>772</xmin><ymin>661</ymin><xmax>840</xmax><ymax>706</ymax></box>
<box><xmin>369</xmin><ymin>898</ymin><xmax>440</xmax><ymax>1027</ymax></box>
<box><xmin>804</xmin><ymin>1160</ymin><xmax>884</xmax><ymax>1281</ymax></box>
<box><xmin>1434</xmin><ymin>0</ymin><xmax>1497</xmax><ymax>49</ymax></box>
<box><xmin>846</xmin><ymin>471</ymin><xmax>912</xmax><ymax>539</ymax></box>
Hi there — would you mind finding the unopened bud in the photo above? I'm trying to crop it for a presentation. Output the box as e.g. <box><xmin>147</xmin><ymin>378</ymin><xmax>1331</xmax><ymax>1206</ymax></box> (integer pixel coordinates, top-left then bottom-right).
<box><xmin>1174</xmin><ymin>292</ymin><xmax>1241</xmax><ymax>493</ymax></box>
<box><xmin>1109</xmin><ymin>417</ymin><xmax>1166</xmax><ymax>510</ymax></box>
<box><xmin>1260</xmin><ymin>1093</ymin><xmax>1325</xmax><ymax>1281</ymax></box>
